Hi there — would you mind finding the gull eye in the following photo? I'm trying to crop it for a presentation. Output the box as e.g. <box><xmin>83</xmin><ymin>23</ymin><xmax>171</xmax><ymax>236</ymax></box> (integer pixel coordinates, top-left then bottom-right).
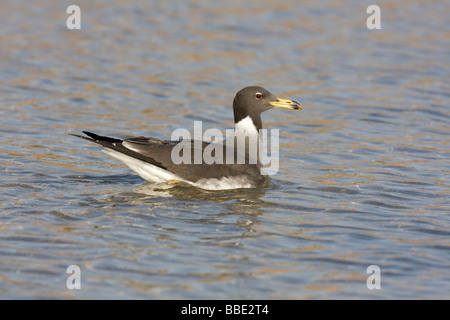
<box><xmin>255</xmin><ymin>92</ymin><xmax>263</xmax><ymax>100</ymax></box>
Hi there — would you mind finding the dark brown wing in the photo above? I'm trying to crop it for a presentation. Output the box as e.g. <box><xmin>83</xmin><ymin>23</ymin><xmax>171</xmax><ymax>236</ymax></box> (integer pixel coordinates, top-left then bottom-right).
<box><xmin>122</xmin><ymin>136</ymin><xmax>263</xmax><ymax>183</ymax></box>
<box><xmin>71</xmin><ymin>131</ymin><xmax>264</xmax><ymax>185</ymax></box>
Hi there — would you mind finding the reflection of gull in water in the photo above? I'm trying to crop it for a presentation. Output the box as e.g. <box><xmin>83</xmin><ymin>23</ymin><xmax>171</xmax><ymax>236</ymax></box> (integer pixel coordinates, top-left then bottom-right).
<box><xmin>126</xmin><ymin>181</ymin><xmax>272</xmax><ymax>223</ymax></box>
<box><xmin>132</xmin><ymin>182</ymin><xmax>176</xmax><ymax>198</ymax></box>
<box><xmin>132</xmin><ymin>180</ymin><xmax>269</xmax><ymax>204</ymax></box>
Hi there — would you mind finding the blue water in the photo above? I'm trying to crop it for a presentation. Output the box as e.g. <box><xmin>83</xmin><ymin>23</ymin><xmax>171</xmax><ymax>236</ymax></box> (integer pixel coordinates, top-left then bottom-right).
<box><xmin>0</xmin><ymin>0</ymin><xmax>449</xmax><ymax>299</ymax></box>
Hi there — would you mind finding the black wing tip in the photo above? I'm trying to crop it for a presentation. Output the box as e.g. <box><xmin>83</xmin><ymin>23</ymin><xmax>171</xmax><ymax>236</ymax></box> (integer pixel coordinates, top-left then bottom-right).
<box><xmin>69</xmin><ymin>131</ymin><xmax>123</xmax><ymax>143</ymax></box>
<box><xmin>81</xmin><ymin>131</ymin><xmax>102</xmax><ymax>141</ymax></box>
<box><xmin>69</xmin><ymin>131</ymin><xmax>169</xmax><ymax>171</ymax></box>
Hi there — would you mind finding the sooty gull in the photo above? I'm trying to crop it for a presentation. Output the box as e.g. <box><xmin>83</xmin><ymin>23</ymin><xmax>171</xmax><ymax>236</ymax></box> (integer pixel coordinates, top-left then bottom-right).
<box><xmin>70</xmin><ymin>86</ymin><xmax>301</xmax><ymax>190</ymax></box>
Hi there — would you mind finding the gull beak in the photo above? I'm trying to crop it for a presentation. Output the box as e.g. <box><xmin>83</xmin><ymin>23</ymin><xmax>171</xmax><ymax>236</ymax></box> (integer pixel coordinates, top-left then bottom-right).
<box><xmin>268</xmin><ymin>97</ymin><xmax>302</xmax><ymax>110</ymax></box>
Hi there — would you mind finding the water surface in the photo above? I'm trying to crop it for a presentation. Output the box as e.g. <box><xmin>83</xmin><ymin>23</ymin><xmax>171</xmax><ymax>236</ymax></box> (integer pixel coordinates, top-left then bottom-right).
<box><xmin>0</xmin><ymin>0</ymin><xmax>449</xmax><ymax>299</ymax></box>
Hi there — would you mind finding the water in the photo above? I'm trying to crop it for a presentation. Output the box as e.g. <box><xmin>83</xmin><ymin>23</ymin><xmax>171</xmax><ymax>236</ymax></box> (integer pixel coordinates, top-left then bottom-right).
<box><xmin>1</xmin><ymin>0</ymin><xmax>449</xmax><ymax>299</ymax></box>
